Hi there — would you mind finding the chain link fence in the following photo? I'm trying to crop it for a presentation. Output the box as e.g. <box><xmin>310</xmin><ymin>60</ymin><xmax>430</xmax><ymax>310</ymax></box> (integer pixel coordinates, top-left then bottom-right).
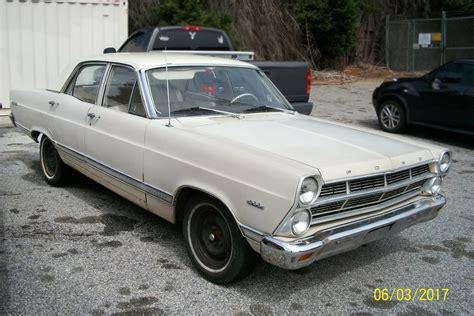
<box><xmin>386</xmin><ymin>13</ymin><xmax>474</xmax><ymax>71</ymax></box>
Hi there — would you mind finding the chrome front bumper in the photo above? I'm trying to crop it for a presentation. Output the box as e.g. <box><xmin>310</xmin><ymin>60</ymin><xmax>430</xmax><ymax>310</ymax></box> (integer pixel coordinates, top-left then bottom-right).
<box><xmin>260</xmin><ymin>195</ymin><xmax>446</xmax><ymax>270</ymax></box>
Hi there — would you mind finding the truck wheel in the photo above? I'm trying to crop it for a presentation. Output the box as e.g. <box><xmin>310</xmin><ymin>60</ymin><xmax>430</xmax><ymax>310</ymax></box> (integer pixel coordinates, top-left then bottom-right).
<box><xmin>378</xmin><ymin>100</ymin><xmax>406</xmax><ymax>133</ymax></box>
<box><xmin>183</xmin><ymin>195</ymin><xmax>256</xmax><ymax>284</ymax></box>
<box><xmin>40</xmin><ymin>136</ymin><xmax>69</xmax><ymax>186</ymax></box>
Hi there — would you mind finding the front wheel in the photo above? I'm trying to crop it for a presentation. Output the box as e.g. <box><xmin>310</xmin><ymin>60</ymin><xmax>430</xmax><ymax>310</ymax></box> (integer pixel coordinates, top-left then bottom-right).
<box><xmin>378</xmin><ymin>100</ymin><xmax>406</xmax><ymax>133</ymax></box>
<box><xmin>183</xmin><ymin>196</ymin><xmax>256</xmax><ymax>284</ymax></box>
<box><xmin>40</xmin><ymin>136</ymin><xmax>70</xmax><ymax>186</ymax></box>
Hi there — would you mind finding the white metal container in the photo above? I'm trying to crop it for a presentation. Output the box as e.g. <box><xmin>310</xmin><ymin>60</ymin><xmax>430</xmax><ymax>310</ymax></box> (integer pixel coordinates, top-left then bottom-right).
<box><xmin>0</xmin><ymin>0</ymin><xmax>128</xmax><ymax>108</ymax></box>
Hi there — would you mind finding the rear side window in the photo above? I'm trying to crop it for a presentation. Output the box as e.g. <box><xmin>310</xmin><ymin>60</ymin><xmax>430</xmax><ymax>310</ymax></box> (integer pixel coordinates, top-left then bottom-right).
<box><xmin>153</xmin><ymin>29</ymin><xmax>231</xmax><ymax>51</ymax></box>
<box><xmin>71</xmin><ymin>65</ymin><xmax>106</xmax><ymax>104</ymax></box>
<box><xmin>120</xmin><ymin>32</ymin><xmax>148</xmax><ymax>52</ymax></box>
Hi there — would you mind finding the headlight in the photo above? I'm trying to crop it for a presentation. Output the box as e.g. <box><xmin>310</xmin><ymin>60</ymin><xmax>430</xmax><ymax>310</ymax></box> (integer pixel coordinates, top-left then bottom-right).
<box><xmin>423</xmin><ymin>177</ymin><xmax>442</xmax><ymax>195</ymax></box>
<box><xmin>438</xmin><ymin>152</ymin><xmax>451</xmax><ymax>173</ymax></box>
<box><xmin>299</xmin><ymin>177</ymin><xmax>319</xmax><ymax>205</ymax></box>
<box><xmin>291</xmin><ymin>210</ymin><xmax>311</xmax><ymax>236</ymax></box>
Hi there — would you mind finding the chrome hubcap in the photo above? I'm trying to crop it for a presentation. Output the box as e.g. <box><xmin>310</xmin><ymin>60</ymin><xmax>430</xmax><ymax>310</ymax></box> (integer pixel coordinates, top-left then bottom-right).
<box><xmin>381</xmin><ymin>104</ymin><xmax>400</xmax><ymax>129</ymax></box>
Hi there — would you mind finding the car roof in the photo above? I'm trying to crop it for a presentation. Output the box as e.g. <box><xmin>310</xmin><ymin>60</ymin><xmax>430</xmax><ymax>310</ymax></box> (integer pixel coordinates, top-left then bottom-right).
<box><xmin>75</xmin><ymin>52</ymin><xmax>257</xmax><ymax>70</ymax></box>
<box><xmin>451</xmin><ymin>58</ymin><xmax>474</xmax><ymax>64</ymax></box>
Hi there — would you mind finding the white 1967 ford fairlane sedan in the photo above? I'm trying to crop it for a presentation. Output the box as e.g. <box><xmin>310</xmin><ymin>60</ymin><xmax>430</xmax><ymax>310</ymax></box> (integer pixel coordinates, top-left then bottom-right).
<box><xmin>10</xmin><ymin>53</ymin><xmax>450</xmax><ymax>284</ymax></box>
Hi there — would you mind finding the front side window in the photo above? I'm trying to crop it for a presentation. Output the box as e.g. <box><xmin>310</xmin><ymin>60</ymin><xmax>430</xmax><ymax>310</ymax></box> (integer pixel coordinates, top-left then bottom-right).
<box><xmin>102</xmin><ymin>66</ymin><xmax>147</xmax><ymax>117</ymax></box>
<box><xmin>70</xmin><ymin>65</ymin><xmax>106</xmax><ymax>104</ymax></box>
<box><xmin>146</xmin><ymin>66</ymin><xmax>291</xmax><ymax>117</ymax></box>
<box><xmin>460</xmin><ymin>63</ymin><xmax>474</xmax><ymax>85</ymax></box>
<box><xmin>433</xmin><ymin>62</ymin><xmax>464</xmax><ymax>84</ymax></box>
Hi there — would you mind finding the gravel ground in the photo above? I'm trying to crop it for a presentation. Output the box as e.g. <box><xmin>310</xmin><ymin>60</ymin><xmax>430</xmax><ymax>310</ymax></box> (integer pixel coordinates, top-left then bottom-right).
<box><xmin>1</xmin><ymin>81</ymin><xmax>473</xmax><ymax>315</ymax></box>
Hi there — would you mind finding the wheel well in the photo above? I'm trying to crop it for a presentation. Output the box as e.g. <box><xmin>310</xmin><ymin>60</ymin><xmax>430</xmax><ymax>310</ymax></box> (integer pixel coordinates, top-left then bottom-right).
<box><xmin>174</xmin><ymin>187</ymin><xmax>239</xmax><ymax>226</ymax></box>
<box><xmin>31</xmin><ymin>131</ymin><xmax>41</xmax><ymax>143</ymax></box>
<box><xmin>174</xmin><ymin>187</ymin><xmax>219</xmax><ymax>223</ymax></box>
<box><xmin>378</xmin><ymin>95</ymin><xmax>410</xmax><ymax>122</ymax></box>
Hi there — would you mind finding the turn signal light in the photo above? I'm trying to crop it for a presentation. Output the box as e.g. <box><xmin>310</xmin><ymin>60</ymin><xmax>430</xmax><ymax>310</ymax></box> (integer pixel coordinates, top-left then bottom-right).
<box><xmin>298</xmin><ymin>252</ymin><xmax>314</xmax><ymax>262</ymax></box>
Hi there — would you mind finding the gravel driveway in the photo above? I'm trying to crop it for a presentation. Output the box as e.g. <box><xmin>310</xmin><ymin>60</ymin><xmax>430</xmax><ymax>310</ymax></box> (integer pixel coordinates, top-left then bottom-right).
<box><xmin>1</xmin><ymin>81</ymin><xmax>473</xmax><ymax>315</ymax></box>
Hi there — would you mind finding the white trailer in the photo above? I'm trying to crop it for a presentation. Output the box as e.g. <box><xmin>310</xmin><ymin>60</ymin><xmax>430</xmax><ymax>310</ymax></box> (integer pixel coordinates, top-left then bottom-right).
<box><xmin>0</xmin><ymin>0</ymin><xmax>128</xmax><ymax>108</ymax></box>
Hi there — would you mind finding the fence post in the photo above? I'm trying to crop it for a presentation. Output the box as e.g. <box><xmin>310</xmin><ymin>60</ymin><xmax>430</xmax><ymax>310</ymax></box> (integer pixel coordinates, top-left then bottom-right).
<box><xmin>441</xmin><ymin>10</ymin><xmax>446</xmax><ymax>65</ymax></box>
<box><xmin>385</xmin><ymin>15</ymin><xmax>390</xmax><ymax>69</ymax></box>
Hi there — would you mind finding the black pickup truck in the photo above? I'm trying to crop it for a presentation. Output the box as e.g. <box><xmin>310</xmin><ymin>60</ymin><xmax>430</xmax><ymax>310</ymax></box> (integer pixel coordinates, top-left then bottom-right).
<box><xmin>104</xmin><ymin>26</ymin><xmax>313</xmax><ymax>115</ymax></box>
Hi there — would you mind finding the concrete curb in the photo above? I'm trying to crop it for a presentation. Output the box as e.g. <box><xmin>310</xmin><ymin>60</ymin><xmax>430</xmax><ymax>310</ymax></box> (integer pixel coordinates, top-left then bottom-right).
<box><xmin>0</xmin><ymin>109</ymin><xmax>11</xmax><ymax>117</ymax></box>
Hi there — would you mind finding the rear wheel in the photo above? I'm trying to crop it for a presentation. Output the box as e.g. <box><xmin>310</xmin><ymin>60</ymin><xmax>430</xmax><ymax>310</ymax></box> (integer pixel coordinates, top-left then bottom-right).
<box><xmin>183</xmin><ymin>195</ymin><xmax>256</xmax><ymax>284</ymax></box>
<box><xmin>378</xmin><ymin>100</ymin><xmax>406</xmax><ymax>133</ymax></box>
<box><xmin>40</xmin><ymin>136</ymin><xmax>70</xmax><ymax>186</ymax></box>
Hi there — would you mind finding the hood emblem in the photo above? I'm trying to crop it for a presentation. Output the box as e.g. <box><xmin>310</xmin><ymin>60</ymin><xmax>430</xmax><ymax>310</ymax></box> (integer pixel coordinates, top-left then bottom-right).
<box><xmin>247</xmin><ymin>200</ymin><xmax>264</xmax><ymax>210</ymax></box>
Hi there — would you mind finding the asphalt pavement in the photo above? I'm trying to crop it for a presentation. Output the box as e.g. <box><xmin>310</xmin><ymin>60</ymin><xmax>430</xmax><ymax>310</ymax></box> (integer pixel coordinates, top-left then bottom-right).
<box><xmin>1</xmin><ymin>82</ymin><xmax>473</xmax><ymax>315</ymax></box>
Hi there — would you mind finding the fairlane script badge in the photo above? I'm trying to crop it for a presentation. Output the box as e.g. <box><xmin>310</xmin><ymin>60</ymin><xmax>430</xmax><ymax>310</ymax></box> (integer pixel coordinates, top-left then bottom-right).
<box><xmin>247</xmin><ymin>200</ymin><xmax>264</xmax><ymax>210</ymax></box>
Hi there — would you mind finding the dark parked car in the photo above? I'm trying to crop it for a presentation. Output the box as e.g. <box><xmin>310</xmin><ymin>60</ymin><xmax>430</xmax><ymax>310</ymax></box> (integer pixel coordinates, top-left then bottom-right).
<box><xmin>372</xmin><ymin>59</ymin><xmax>474</xmax><ymax>135</ymax></box>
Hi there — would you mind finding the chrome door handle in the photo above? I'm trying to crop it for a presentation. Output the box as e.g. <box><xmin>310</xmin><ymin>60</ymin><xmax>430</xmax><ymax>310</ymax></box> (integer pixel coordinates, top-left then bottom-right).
<box><xmin>87</xmin><ymin>112</ymin><xmax>101</xmax><ymax>124</ymax></box>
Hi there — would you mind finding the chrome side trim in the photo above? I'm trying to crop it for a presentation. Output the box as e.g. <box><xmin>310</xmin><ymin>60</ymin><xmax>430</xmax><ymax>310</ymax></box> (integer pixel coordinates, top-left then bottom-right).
<box><xmin>240</xmin><ymin>224</ymin><xmax>265</xmax><ymax>243</ymax></box>
<box><xmin>55</xmin><ymin>142</ymin><xmax>173</xmax><ymax>204</ymax></box>
<box><xmin>15</xmin><ymin>122</ymin><xmax>30</xmax><ymax>134</ymax></box>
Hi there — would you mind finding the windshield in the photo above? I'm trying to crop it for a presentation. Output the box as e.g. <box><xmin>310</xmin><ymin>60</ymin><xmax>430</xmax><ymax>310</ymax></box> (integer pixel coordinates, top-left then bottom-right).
<box><xmin>146</xmin><ymin>66</ymin><xmax>292</xmax><ymax>117</ymax></box>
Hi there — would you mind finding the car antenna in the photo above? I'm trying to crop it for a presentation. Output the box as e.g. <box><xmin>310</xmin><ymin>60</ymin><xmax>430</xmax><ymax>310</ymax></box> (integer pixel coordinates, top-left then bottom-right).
<box><xmin>165</xmin><ymin>48</ymin><xmax>173</xmax><ymax>127</ymax></box>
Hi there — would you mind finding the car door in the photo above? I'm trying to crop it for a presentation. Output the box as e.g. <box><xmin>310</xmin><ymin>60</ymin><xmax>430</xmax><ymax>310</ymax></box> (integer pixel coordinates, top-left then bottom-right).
<box><xmin>84</xmin><ymin>64</ymin><xmax>149</xmax><ymax>203</ymax></box>
<box><xmin>50</xmin><ymin>63</ymin><xmax>107</xmax><ymax>154</ymax></box>
<box><xmin>417</xmin><ymin>62</ymin><xmax>470</xmax><ymax>129</ymax></box>
<box><xmin>457</xmin><ymin>63</ymin><xmax>474</xmax><ymax>132</ymax></box>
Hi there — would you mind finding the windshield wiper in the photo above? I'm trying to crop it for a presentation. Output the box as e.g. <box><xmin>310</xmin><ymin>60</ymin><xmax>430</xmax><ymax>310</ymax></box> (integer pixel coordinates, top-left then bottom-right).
<box><xmin>199</xmin><ymin>107</ymin><xmax>241</xmax><ymax>119</ymax></box>
<box><xmin>171</xmin><ymin>107</ymin><xmax>240</xmax><ymax>118</ymax></box>
<box><xmin>242</xmin><ymin>105</ymin><xmax>295</xmax><ymax>114</ymax></box>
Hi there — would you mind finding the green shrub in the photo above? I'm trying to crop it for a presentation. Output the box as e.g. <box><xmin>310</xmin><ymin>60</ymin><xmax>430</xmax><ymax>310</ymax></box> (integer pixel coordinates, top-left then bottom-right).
<box><xmin>295</xmin><ymin>0</ymin><xmax>359</xmax><ymax>67</ymax></box>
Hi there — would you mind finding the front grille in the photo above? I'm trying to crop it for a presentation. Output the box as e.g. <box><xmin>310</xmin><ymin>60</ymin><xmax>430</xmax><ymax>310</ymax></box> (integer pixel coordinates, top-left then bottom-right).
<box><xmin>311</xmin><ymin>163</ymin><xmax>432</xmax><ymax>223</ymax></box>
<box><xmin>319</xmin><ymin>164</ymin><xmax>431</xmax><ymax>198</ymax></box>
<box><xmin>344</xmin><ymin>193</ymin><xmax>384</xmax><ymax>208</ymax></box>
<box><xmin>349</xmin><ymin>176</ymin><xmax>385</xmax><ymax>192</ymax></box>
<box><xmin>311</xmin><ymin>200</ymin><xmax>345</xmax><ymax>214</ymax></box>
<box><xmin>411</xmin><ymin>164</ymin><xmax>430</xmax><ymax>177</ymax></box>
<box><xmin>382</xmin><ymin>186</ymin><xmax>406</xmax><ymax>199</ymax></box>
<box><xmin>320</xmin><ymin>182</ymin><xmax>346</xmax><ymax>197</ymax></box>
<box><xmin>386</xmin><ymin>169</ymin><xmax>410</xmax><ymax>184</ymax></box>
<box><xmin>407</xmin><ymin>179</ymin><xmax>426</xmax><ymax>190</ymax></box>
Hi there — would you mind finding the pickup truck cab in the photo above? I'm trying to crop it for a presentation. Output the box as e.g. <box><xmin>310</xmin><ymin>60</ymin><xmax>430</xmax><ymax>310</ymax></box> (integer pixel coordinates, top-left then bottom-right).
<box><xmin>104</xmin><ymin>26</ymin><xmax>314</xmax><ymax>115</ymax></box>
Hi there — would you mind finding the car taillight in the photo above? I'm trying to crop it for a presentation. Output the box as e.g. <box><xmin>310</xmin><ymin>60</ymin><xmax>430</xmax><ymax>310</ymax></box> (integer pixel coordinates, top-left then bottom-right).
<box><xmin>305</xmin><ymin>69</ymin><xmax>312</xmax><ymax>95</ymax></box>
<box><xmin>181</xmin><ymin>25</ymin><xmax>202</xmax><ymax>32</ymax></box>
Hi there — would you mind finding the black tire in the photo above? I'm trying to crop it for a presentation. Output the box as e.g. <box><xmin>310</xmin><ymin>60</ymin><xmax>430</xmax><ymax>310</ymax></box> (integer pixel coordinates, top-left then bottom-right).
<box><xmin>39</xmin><ymin>136</ymin><xmax>70</xmax><ymax>186</ymax></box>
<box><xmin>183</xmin><ymin>195</ymin><xmax>256</xmax><ymax>284</ymax></box>
<box><xmin>378</xmin><ymin>100</ymin><xmax>406</xmax><ymax>133</ymax></box>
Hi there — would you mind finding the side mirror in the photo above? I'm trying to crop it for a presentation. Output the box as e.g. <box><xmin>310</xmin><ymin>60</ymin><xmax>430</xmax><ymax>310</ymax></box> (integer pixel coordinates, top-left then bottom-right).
<box><xmin>103</xmin><ymin>47</ymin><xmax>116</xmax><ymax>54</ymax></box>
<box><xmin>432</xmin><ymin>78</ymin><xmax>441</xmax><ymax>90</ymax></box>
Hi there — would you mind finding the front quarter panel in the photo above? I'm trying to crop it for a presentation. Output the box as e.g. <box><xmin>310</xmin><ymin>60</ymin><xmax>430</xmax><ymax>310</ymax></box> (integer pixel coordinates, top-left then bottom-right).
<box><xmin>143</xmin><ymin>120</ymin><xmax>316</xmax><ymax>235</ymax></box>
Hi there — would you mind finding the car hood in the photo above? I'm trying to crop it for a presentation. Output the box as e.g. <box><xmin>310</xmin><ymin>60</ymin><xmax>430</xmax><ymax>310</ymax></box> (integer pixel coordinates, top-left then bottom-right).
<box><xmin>176</xmin><ymin>113</ymin><xmax>436</xmax><ymax>181</ymax></box>
<box><xmin>394</xmin><ymin>77</ymin><xmax>421</xmax><ymax>83</ymax></box>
